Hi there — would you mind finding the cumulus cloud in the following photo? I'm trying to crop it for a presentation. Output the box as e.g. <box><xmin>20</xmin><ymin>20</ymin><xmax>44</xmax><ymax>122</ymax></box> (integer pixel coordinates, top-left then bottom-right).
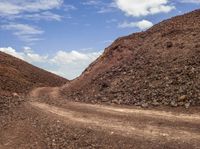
<box><xmin>51</xmin><ymin>50</ymin><xmax>100</xmax><ymax>64</ymax></box>
<box><xmin>0</xmin><ymin>47</ymin><xmax>48</xmax><ymax>62</ymax></box>
<box><xmin>115</xmin><ymin>0</ymin><xmax>175</xmax><ymax>17</ymax></box>
<box><xmin>1</xmin><ymin>23</ymin><xmax>44</xmax><ymax>42</ymax></box>
<box><xmin>23</xmin><ymin>47</ymin><xmax>48</xmax><ymax>62</ymax></box>
<box><xmin>0</xmin><ymin>47</ymin><xmax>25</xmax><ymax>60</ymax></box>
<box><xmin>118</xmin><ymin>20</ymin><xmax>153</xmax><ymax>30</ymax></box>
<box><xmin>0</xmin><ymin>47</ymin><xmax>102</xmax><ymax>80</ymax></box>
<box><xmin>50</xmin><ymin>50</ymin><xmax>102</xmax><ymax>79</ymax></box>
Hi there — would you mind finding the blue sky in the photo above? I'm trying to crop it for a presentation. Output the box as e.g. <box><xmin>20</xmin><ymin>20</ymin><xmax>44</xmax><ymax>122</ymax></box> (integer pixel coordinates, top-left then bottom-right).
<box><xmin>0</xmin><ymin>0</ymin><xmax>199</xmax><ymax>79</ymax></box>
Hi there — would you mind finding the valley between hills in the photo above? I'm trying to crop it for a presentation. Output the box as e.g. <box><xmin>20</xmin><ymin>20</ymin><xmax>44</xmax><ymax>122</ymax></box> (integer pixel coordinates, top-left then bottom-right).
<box><xmin>0</xmin><ymin>9</ymin><xmax>200</xmax><ymax>149</ymax></box>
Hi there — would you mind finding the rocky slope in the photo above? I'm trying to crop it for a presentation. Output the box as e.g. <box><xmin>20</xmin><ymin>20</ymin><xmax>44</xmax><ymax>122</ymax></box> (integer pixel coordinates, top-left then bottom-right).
<box><xmin>61</xmin><ymin>9</ymin><xmax>200</xmax><ymax>108</ymax></box>
<box><xmin>0</xmin><ymin>51</ymin><xmax>68</xmax><ymax>114</ymax></box>
<box><xmin>0</xmin><ymin>51</ymin><xmax>68</xmax><ymax>95</ymax></box>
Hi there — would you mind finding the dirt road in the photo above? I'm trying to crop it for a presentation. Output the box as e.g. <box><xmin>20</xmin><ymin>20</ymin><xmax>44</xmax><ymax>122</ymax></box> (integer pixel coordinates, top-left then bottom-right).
<box><xmin>1</xmin><ymin>87</ymin><xmax>200</xmax><ymax>149</ymax></box>
<box><xmin>29</xmin><ymin>100</ymin><xmax>200</xmax><ymax>148</ymax></box>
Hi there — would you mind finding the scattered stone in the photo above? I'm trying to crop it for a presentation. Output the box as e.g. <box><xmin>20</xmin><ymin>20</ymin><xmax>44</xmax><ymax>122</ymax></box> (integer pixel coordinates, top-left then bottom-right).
<box><xmin>178</xmin><ymin>95</ymin><xmax>187</xmax><ymax>101</ymax></box>
<box><xmin>170</xmin><ymin>101</ymin><xmax>178</xmax><ymax>107</ymax></box>
<box><xmin>112</xmin><ymin>99</ymin><xmax>121</xmax><ymax>104</ymax></box>
<box><xmin>134</xmin><ymin>102</ymin><xmax>141</xmax><ymax>106</ymax></box>
<box><xmin>184</xmin><ymin>103</ymin><xmax>190</xmax><ymax>109</ymax></box>
<box><xmin>102</xmin><ymin>97</ymin><xmax>108</xmax><ymax>102</ymax></box>
<box><xmin>178</xmin><ymin>102</ymin><xmax>184</xmax><ymax>106</ymax></box>
<box><xmin>141</xmin><ymin>103</ymin><xmax>149</xmax><ymax>108</ymax></box>
<box><xmin>152</xmin><ymin>100</ymin><xmax>160</xmax><ymax>106</ymax></box>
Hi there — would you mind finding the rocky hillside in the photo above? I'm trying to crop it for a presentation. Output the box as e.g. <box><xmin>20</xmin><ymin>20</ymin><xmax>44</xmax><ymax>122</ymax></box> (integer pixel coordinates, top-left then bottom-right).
<box><xmin>0</xmin><ymin>52</ymin><xmax>68</xmax><ymax>114</ymax></box>
<box><xmin>61</xmin><ymin>9</ymin><xmax>200</xmax><ymax>108</ymax></box>
<box><xmin>0</xmin><ymin>51</ymin><xmax>68</xmax><ymax>95</ymax></box>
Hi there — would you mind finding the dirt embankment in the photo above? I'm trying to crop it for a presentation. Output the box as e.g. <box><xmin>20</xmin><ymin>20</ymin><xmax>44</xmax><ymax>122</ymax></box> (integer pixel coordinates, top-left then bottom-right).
<box><xmin>61</xmin><ymin>9</ymin><xmax>200</xmax><ymax>108</ymax></box>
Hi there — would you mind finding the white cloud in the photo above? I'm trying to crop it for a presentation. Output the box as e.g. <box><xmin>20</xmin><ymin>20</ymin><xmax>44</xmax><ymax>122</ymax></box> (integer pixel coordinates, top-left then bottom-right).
<box><xmin>0</xmin><ymin>2</ymin><xmax>21</xmax><ymax>16</ymax></box>
<box><xmin>0</xmin><ymin>47</ymin><xmax>47</xmax><ymax>62</ymax></box>
<box><xmin>11</xmin><ymin>11</ymin><xmax>63</xmax><ymax>21</ymax></box>
<box><xmin>115</xmin><ymin>0</ymin><xmax>175</xmax><ymax>17</ymax></box>
<box><xmin>51</xmin><ymin>50</ymin><xmax>101</xmax><ymax>64</ymax></box>
<box><xmin>29</xmin><ymin>11</ymin><xmax>62</xmax><ymax>21</ymax></box>
<box><xmin>23</xmin><ymin>47</ymin><xmax>48</xmax><ymax>62</ymax></box>
<box><xmin>180</xmin><ymin>0</ymin><xmax>200</xmax><ymax>3</ymax></box>
<box><xmin>0</xmin><ymin>47</ymin><xmax>102</xmax><ymax>80</ymax></box>
<box><xmin>97</xmin><ymin>2</ymin><xmax>117</xmax><ymax>14</ymax></box>
<box><xmin>1</xmin><ymin>23</ymin><xmax>44</xmax><ymax>42</ymax></box>
<box><xmin>2</xmin><ymin>23</ymin><xmax>43</xmax><ymax>35</ymax></box>
<box><xmin>50</xmin><ymin>50</ymin><xmax>102</xmax><ymax>79</ymax></box>
<box><xmin>0</xmin><ymin>47</ymin><xmax>25</xmax><ymax>60</ymax></box>
<box><xmin>118</xmin><ymin>20</ymin><xmax>153</xmax><ymax>30</ymax></box>
<box><xmin>0</xmin><ymin>0</ymin><xmax>63</xmax><ymax>17</ymax></box>
<box><xmin>0</xmin><ymin>0</ymin><xmax>64</xmax><ymax>23</ymax></box>
<box><xmin>82</xmin><ymin>0</ymin><xmax>116</xmax><ymax>14</ymax></box>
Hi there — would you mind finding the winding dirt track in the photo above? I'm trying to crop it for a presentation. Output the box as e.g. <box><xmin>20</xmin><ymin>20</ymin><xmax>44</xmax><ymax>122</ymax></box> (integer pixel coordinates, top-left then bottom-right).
<box><xmin>30</xmin><ymin>100</ymin><xmax>200</xmax><ymax>148</ymax></box>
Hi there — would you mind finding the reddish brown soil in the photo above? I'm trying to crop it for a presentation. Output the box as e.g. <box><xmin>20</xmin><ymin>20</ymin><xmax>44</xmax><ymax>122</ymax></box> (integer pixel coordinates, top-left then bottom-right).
<box><xmin>0</xmin><ymin>52</ymin><xmax>67</xmax><ymax>115</ymax></box>
<box><xmin>0</xmin><ymin>51</ymin><xmax>67</xmax><ymax>95</ymax></box>
<box><xmin>0</xmin><ymin>87</ymin><xmax>199</xmax><ymax>149</ymax></box>
<box><xmin>0</xmin><ymin>53</ymin><xmax>68</xmax><ymax>148</ymax></box>
<box><xmin>61</xmin><ymin>9</ymin><xmax>200</xmax><ymax>108</ymax></box>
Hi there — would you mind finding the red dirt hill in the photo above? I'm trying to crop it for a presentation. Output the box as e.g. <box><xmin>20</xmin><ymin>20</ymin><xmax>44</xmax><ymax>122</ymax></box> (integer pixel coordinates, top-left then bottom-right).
<box><xmin>0</xmin><ymin>51</ymin><xmax>68</xmax><ymax>114</ymax></box>
<box><xmin>0</xmin><ymin>51</ymin><xmax>68</xmax><ymax>95</ymax></box>
<box><xmin>61</xmin><ymin>9</ymin><xmax>200</xmax><ymax>108</ymax></box>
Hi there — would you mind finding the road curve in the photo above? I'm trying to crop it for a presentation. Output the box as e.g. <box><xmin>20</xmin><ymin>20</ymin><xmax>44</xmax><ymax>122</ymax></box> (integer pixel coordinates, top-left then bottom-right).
<box><xmin>30</xmin><ymin>101</ymin><xmax>200</xmax><ymax>148</ymax></box>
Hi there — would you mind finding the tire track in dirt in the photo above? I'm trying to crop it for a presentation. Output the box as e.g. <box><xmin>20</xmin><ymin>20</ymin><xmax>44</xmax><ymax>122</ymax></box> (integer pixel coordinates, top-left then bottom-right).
<box><xmin>30</xmin><ymin>102</ymin><xmax>200</xmax><ymax>145</ymax></box>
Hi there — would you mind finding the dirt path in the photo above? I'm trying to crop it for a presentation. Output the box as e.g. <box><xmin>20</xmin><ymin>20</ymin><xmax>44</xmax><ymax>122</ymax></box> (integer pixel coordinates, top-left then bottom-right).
<box><xmin>1</xmin><ymin>86</ymin><xmax>200</xmax><ymax>148</ymax></box>
<box><xmin>29</xmin><ymin>87</ymin><xmax>60</xmax><ymax>99</ymax></box>
<box><xmin>30</xmin><ymin>101</ymin><xmax>200</xmax><ymax>148</ymax></box>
